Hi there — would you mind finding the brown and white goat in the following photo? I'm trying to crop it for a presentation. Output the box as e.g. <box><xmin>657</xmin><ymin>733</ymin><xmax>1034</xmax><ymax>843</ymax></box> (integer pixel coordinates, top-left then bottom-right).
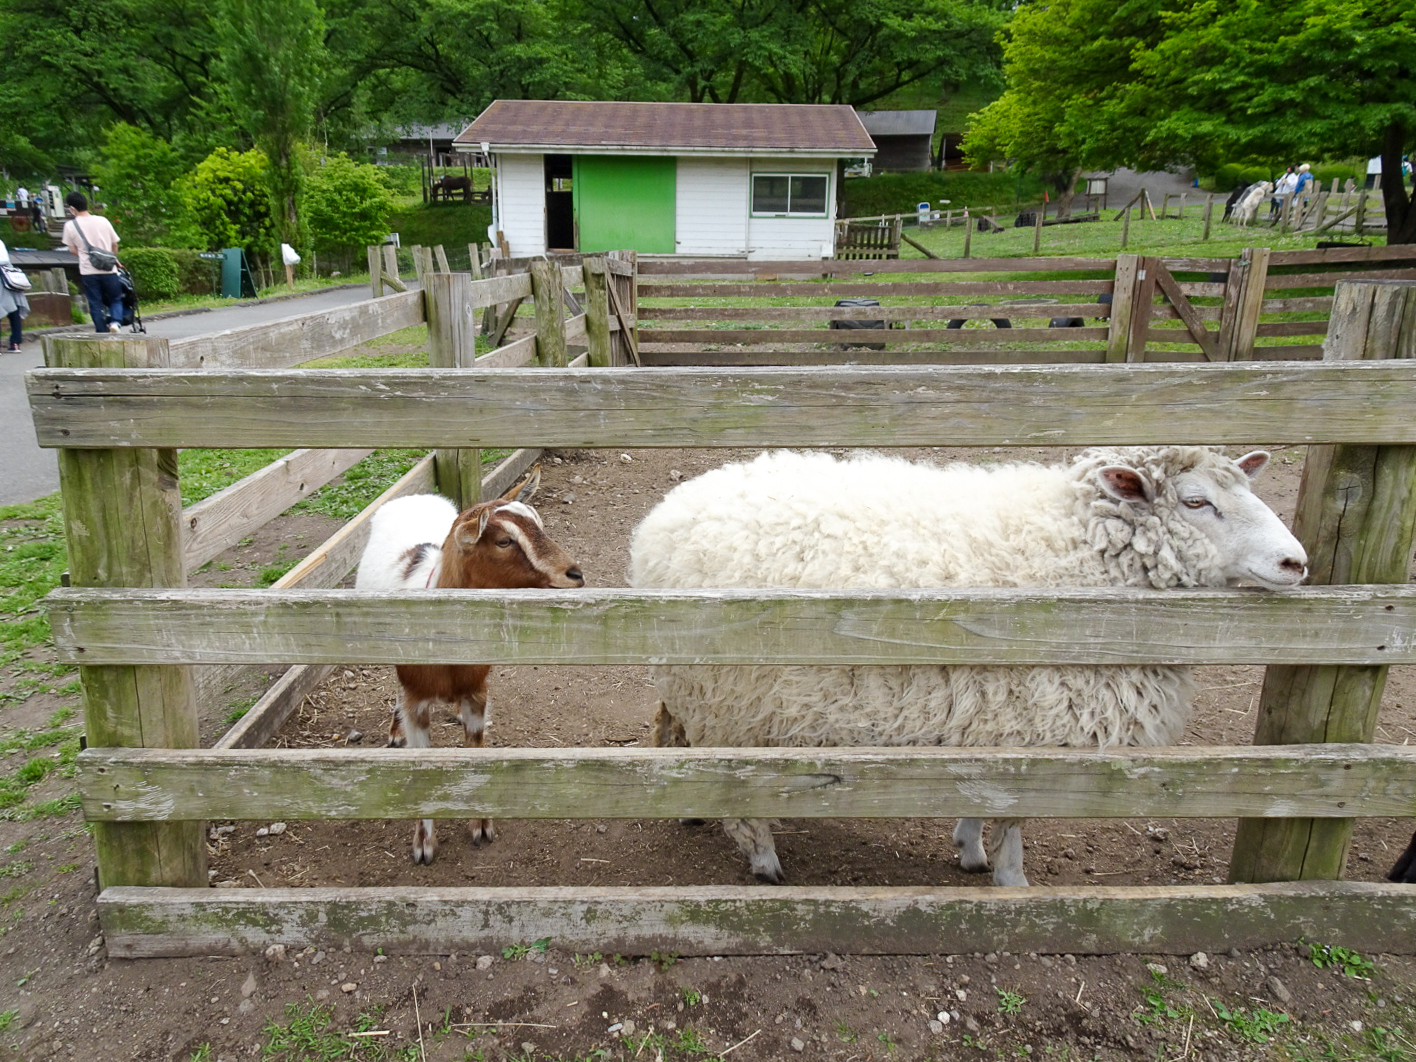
<box><xmin>354</xmin><ymin>470</ymin><xmax>584</xmax><ymax>863</ymax></box>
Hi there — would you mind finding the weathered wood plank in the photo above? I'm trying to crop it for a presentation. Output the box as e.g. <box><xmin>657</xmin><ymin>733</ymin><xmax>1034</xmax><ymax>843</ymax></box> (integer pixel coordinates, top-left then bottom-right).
<box><xmin>637</xmin><ymin>351</ymin><xmax>1108</xmax><ymax>367</ymax></box>
<box><xmin>79</xmin><ymin>743</ymin><xmax>1416</xmax><ymax>823</ymax></box>
<box><xmin>29</xmin><ymin>362</ymin><xmax>1416</xmax><ymax>449</ymax></box>
<box><xmin>639</xmin><ymin>281</ymin><xmax>1114</xmax><ymax>298</ymax></box>
<box><xmin>44</xmin><ymin>584</ymin><xmax>1416</xmax><ymax>667</ymax></box>
<box><xmin>182</xmin><ymin>448</ymin><xmax>373</xmax><ymax>574</ymax></box>
<box><xmin>639</xmin><ymin>304</ymin><xmax>1112</xmax><ymax>321</ymax></box>
<box><xmin>97</xmin><ymin>881</ymin><xmax>1416</xmax><ymax>958</ymax></box>
<box><xmin>1265</xmin><ymin>268</ymin><xmax>1416</xmax><ymax>290</ymax></box>
<box><xmin>1269</xmin><ymin>245</ymin><xmax>1416</xmax><ymax>266</ymax></box>
<box><xmin>639</xmin><ymin>256</ymin><xmax>1118</xmax><ymax>275</ymax></box>
<box><xmin>167</xmin><ymin>292</ymin><xmax>425</xmax><ymax>370</ymax></box>
<box><xmin>639</xmin><ymin>327</ymin><xmax>1110</xmax><ymax>346</ymax></box>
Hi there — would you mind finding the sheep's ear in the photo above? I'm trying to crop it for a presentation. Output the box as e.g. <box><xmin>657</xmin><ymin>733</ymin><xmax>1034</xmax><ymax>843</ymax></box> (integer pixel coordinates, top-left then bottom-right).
<box><xmin>1098</xmin><ymin>466</ymin><xmax>1154</xmax><ymax>504</ymax></box>
<box><xmin>1235</xmin><ymin>451</ymin><xmax>1270</xmax><ymax>479</ymax></box>
<box><xmin>504</xmin><ymin>467</ymin><xmax>541</xmax><ymax>504</ymax></box>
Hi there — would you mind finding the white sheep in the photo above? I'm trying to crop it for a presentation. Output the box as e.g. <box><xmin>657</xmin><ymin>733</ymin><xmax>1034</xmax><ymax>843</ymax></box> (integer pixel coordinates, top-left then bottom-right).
<box><xmin>629</xmin><ymin>447</ymin><xmax>1307</xmax><ymax>886</ymax></box>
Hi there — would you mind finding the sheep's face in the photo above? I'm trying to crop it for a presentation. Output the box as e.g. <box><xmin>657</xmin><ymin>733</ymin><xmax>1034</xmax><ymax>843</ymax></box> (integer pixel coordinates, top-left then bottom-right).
<box><xmin>439</xmin><ymin>470</ymin><xmax>585</xmax><ymax>591</ymax></box>
<box><xmin>1097</xmin><ymin>450</ymin><xmax>1308</xmax><ymax>590</ymax></box>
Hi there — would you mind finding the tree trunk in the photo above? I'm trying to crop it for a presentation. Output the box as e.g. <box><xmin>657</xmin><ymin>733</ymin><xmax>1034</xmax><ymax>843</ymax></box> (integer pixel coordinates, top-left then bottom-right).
<box><xmin>1381</xmin><ymin>120</ymin><xmax>1415</xmax><ymax>245</ymax></box>
<box><xmin>1055</xmin><ymin>167</ymin><xmax>1085</xmax><ymax>219</ymax></box>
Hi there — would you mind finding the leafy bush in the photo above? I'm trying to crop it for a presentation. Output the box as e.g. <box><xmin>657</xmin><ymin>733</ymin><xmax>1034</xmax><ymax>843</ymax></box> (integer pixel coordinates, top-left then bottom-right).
<box><xmin>303</xmin><ymin>154</ymin><xmax>396</xmax><ymax>269</ymax></box>
<box><xmin>1202</xmin><ymin>159</ymin><xmax>1364</xmax><ymax>193</ymax></box>
<box><xmin>163</xmin><ymin>248</ymin><xmax>221</xmax><ymax>296</ymax></box>
<box><xmin>120</xmin><ymin>247</ymin><xmax>181</xmax><ymax>300</ymax></box>
<box><xmin>178</xmin><ymin>147</ymin><xmax>276</xmax><ymax>266</ymax></box>
<box><xmin>842</xmin><ymin>170</ymin><xmax>1043</xmax><ymax>217</ymax></box>
<box><xmin>93</xmin><ymin>123</ymin><xmax>192</xmax><ymax>247</ymax></box>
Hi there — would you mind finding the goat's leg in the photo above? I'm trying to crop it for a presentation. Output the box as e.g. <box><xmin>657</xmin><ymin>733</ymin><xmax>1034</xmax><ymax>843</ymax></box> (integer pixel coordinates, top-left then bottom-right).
<box><xmin>455</xmin><ymin>672</ymin><xmax>494</xmax><ymax>845</ymax></box>
<box><xmin>722</xmin><ymin>818</ymin><xmax>784</xmax><ymax>884</ymax></box>
<box><xmin>389</xmin><ymin>691</ymin><xmax>438</xmax><ymax>865</ymax></box>
<box><xmin>652</xmin><ymin>704</ymin><xmax>706</xmax><ymax>827</ymax></box>
<box><xmin>985</xmin><ymin>818</ymin><xmax>1029</xmax><ymax>887</ymax></box>
<box><xmin>953</xmin><ymin>818</ymin><xmax>990</xmax><ymax>873</ymax></box>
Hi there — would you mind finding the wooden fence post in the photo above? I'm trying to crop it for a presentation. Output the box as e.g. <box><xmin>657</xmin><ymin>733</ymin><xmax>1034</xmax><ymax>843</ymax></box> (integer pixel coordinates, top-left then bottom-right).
<box><xmin>530</xmin><ymin>259</ymin><xmax>568</xmax><ymax>367</ymax></box>
<box><xmin>582</xmin><ymin>257</ymin><xmax>613</xmax><ymax>367</ymax></box>
<box><xmin>607</xmin><ymin>250</ymin><xmax>640</xmax><ymax>365</ymax></box>
<box><xmin>1121</xmin><ymin>207</ymin><xmax>1131</xmax><ymax>249</ymax></box>
<box><xmin>962</xmin><ymin>213</ymin><xmax>973</xmax><ymax>259</ymax></box>
<box><xmin>1214</xmin><ymin>246</ymin><xmax>1271</xmax><ymax>361</ymax></box>
<box><xmin>367</xmin><ymin>245</ymin><xmax>383</xmax><ymax>298</ymax></box>
<box><xmin>1125</xmin><ymin>256</ymin><xmax>1159</xmax><ymax>362</ymax></box>
<box><xmin>1032</xmin><ymin>208</ymin><xmax>1043</xmax><ymax>255</ymax></box>
<box><xmin>1230</xmin><ymin>280</ymin><xmax>1416</xmax><ymax>884</ymax></box>
<box><xmin>1105</xmin><ymin>254</ymin><xmax>1140</xmax><ymax>363</ymax></box>
<box><xmin>47</xmin><ymin>335</ymin><xmax>207</xmax><ymax>890</ymax></box>
<box><xmin>1202</xmin><ymin>196</ymin><xmax>1215</xmax><ymax>240</ymax></box>
<box><xmin>425</xmin><ymin>272</ymin><xmax>482</xmax><ymax>508</ymax></box>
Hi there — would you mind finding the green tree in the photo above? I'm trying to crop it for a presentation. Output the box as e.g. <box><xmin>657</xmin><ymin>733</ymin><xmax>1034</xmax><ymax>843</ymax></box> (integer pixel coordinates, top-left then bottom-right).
<box><xmin>92</xmin><ymin>124</ymin><xmax>192</xmax><ymax>246</ymax></box>
<box><xmin>215</xmin><ymin>0</ymin><xmax>327</xmax><ymax>250</ymax></box>
<box><xmin>178</xmin><ymin>147</ymin><xmax>276</xmax><ymax>269</ymax></box>
<box><xmin>302</xmin><ymin>153</ymin><xmax>395</xmax><ymax>271</ymax></box>
<box><xmin>1123</xmin><ymin>0</ymin><xmax>1415</xmax><ymax>244</ymax></box>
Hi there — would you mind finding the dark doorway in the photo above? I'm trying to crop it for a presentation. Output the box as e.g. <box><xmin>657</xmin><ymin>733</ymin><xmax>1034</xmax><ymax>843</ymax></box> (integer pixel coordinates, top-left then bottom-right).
<box><xmin>545</xmin><ymin>154</ymin><xmax>575</xmax><ymax>251</ymax></box>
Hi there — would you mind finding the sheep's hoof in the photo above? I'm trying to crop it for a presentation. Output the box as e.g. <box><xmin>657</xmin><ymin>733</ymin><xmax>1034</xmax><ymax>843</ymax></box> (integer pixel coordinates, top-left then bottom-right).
<box><xmin>678</xmin><ymin>818</ymin><xmax>707</xmax><ymax>827</ymax></box>
<box><xmin>958</xmin><ymin>854</ymin><xmax>992</xmax><ymax>874</ymax></box>
<box><xmin>751</xmin><ymin>854</ymin><xmax>785</xmax><ymax>885</ymax></box>
<box><xmin>992</xmin><ymin>869</ymin><xmax>1029</xmax><ymax>887</ymax></box>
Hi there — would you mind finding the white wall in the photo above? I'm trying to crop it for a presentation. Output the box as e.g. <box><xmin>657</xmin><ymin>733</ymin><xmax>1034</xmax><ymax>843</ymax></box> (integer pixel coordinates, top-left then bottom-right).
<box><xmin>675</xmin><ymin>158</ymin><xmax>749</xmax><ymax>256</ymax></box>
<box><xmin>495</xmin><ymin>154</ymin><xmax>546</xmax><ymax>258</ymax></box>
<box><xmin>746</xmin><ymin>157</ymin><xmax>836</xmax><ymax>261</ymax></box>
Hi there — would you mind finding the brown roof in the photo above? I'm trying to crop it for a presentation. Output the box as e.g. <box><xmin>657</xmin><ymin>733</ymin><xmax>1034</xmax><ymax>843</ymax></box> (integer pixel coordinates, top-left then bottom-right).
<box><xmin>455</xmin><ymin>100</ymin><xmax>875</xmax><ymax>156</ymax></box>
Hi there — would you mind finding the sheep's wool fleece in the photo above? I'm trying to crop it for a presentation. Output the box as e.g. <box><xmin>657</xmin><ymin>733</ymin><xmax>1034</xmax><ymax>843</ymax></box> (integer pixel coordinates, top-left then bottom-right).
<box><xmin>628</xmin><ymin>448</ymin><xmax>1251</xmax><ymax>751</ymax></box>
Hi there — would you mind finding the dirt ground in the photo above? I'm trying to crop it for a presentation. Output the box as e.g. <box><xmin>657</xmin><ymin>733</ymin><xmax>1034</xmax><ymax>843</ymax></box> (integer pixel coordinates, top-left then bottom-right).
<box><xmin>2</xmin><ymin>442</ymin><xmax>1415</xmax><ymax>1062</ymax></box>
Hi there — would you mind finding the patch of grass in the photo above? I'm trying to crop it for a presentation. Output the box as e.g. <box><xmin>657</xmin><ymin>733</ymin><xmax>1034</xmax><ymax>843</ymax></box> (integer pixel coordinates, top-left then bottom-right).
<box><xmin>500</xmin><ymin>936</ymin><xmax>551</xmax><ymax>960</ymax></box>
<box><xmin>997</xmin><ymin>987</ymin><xmax>1026</xmax><ymax>1015</ymax></box>
<box><xmin>648</xmin><ymin>949</ymin><xmax>679</xmax><ymax>970</ymax></box>
<box><xmin>1307</xmin><ymin>941</ymin><xmax>1378</xmax><ymax>979</ymax></box>
<box><xmin>261</xmin><ymin>1001</ymin><xmax>411</xmax><ymax>1060</ymax></box>
<box><xmin>681</xmin><ymin>987</ymin><xmax>702</xmax><ymax>1007</ymax></box>
<box><xmin>0</xmin><ymin>1009</ymin><xmax>18</xmax><ymax>1032</ymax></box>
<box><xmin>1213</xmin><ymin>1001</ymin><xmax>1291</xmax><ymax>1044</ymax></box>
<box><xmin>0</xmin><ymin>495</ymin><xmax>70</xmax><ymax>665</ymax></box>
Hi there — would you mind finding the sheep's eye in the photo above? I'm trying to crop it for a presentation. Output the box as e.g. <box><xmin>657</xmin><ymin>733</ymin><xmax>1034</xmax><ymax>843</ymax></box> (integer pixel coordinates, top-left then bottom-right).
<box><xmin>1181</xmin><ymin>498</ymin><xmax>1210</xmax><ymax>510</ymax></box>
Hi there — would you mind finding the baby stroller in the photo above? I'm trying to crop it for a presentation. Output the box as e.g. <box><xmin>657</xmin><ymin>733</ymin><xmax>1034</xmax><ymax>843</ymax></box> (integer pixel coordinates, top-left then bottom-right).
<box><xmin>116</xmin><ymin>267</ymin><xmax>145</xmax><ymax>333</ymax></box>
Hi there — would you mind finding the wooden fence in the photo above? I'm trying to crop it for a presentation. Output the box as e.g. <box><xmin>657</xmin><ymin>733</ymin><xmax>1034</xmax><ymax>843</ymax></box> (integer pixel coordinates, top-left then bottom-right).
<box><xmin>635</xmin><ymin>244</ymin><xmax>1416</xmax><ymax>366</ymax></box>
<box><xmin>24</xmin><ymin>256</ymin><xmax>1416</xmax><ymax>958</ymax></box>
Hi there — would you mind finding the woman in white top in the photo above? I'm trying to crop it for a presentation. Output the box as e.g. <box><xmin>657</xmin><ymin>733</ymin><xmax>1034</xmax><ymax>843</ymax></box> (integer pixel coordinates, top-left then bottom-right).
<box><xmin>0</xmin><ymin>240</ymin><xmax>29</xmax><ymax>351</ymax></box>
<box><xmin>60</xmin><ymin>190</ymin><xmax>124</xmax><ymax>333</ymax></box>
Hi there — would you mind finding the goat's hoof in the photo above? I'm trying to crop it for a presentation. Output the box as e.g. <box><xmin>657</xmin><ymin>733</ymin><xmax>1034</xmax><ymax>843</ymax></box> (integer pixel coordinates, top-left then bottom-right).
<box><xmin>678</xmin><ymin>818</ymin><xmax>707</xmax><ymax>827</ymax></box>
<box><xmin>470</xmin><ymin>820</ymin><xmax>496</xmax><ymax>846</ymax></box>
<box><xmin>387</xmin><ymin>737</ymin><xmax>406</xmax><ymax>749</ymax></box>
<box><xmin>413</xmin><ymin>846</ymin><xmax>437</xmax><ymax>865</ymax></box>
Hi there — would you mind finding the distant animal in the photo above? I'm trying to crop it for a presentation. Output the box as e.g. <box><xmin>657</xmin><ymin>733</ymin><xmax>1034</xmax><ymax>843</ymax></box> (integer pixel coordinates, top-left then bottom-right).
<box><xmin>630</xmin><ymin>447</ymin><xmax>1307</xmax><ymax>887</ymax></box>
<box><xmin>1230</xmin><ymin>182</ymin><xmax>1272</xmax><ymax>226</ymax></box>
<box><xmin>354</xmin><ymin>471</ymin><xmax>584</xmax><ymax>864</ymax></box>
<box><xmin>432</xmin><ymin>174</ymin><xmax>473</xmax><ymax>199</ymax></box>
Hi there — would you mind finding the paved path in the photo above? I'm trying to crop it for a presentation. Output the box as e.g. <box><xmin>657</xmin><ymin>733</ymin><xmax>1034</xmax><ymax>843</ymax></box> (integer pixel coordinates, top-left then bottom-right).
<box><xmin>2</xmin><ymin>283</ymin><xmax>380</xmax><ymax>506</ymax></box>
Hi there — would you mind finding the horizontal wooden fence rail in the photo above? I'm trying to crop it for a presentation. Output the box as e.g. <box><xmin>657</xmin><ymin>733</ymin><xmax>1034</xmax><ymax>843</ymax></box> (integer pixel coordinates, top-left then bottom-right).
<box><xmin>96</xmin><ymin>881</ymin><xmax>1416</xmax><ymax>960</ymax></box>
<box><xmin>79</xmin><ymin>744</ymin><xmax>1416</xmax><ymax>824</ymax></box>
<box><xmin>45</xmin><ymin>585</ymin><xmax>1416</xmax><ymax>668</ymax></box>
<box><xmin>28</xmin><ymin>361</ymin><xmax>1416</xmax><ymax>449</ymax></box>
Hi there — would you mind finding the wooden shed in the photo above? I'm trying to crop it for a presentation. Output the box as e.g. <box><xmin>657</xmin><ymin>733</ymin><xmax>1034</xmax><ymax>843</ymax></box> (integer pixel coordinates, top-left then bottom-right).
<box><xmin>454</xmin><ymin>100</ymin><xmax>876</xmax><ymax>260</ymax></box>
<box><xmin>857</xmin><ymin>110</ymin><xmax>937</xmax><ymax>173</ymax></box>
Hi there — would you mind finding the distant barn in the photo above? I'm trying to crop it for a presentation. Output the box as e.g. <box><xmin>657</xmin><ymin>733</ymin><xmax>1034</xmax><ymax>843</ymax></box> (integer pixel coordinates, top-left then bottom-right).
<box><xmin>856</xmin><ymin>110</ymin><xmax>937</xmax><ymax>173</ymax></box>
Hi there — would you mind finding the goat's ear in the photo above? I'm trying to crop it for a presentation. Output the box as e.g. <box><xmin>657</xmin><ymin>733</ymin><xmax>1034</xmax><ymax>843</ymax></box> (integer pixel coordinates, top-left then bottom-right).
<box><xmin>1235</xmin><ymin>451</ymin><xmax>1270</xmax><ymax>479</ymax></box>
<box><xmin>1098</xmin><ymin>465</ymin><xmax>1154</xmax><ymax>504</ymax></box>
<box><xmin>503</xmin><ymin>467</ymin><xmax>541</xmax><ymax>504</ymax></box>
<box><xmin>476</xmin><ymin>508</ymin><xmax>492</xmax><ymax>541</ymax></box>
<box><xmin>452</xmin><ymin>507</ymin><xmax>493</xmax><ymax>550</ymax></box>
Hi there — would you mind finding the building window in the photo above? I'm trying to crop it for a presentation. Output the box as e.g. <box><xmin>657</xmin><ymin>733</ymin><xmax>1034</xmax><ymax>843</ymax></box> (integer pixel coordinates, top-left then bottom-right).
<box><xmin>751</xmin><ymin>173</ymin><xmax>829</xmax><ymax>217</ymax></box>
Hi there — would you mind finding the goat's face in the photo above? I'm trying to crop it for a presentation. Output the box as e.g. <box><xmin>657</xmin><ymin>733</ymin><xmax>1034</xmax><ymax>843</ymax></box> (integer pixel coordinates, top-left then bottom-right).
<box><xmin>437</xmin><ymin>470</ymin><xmax>585</xmax><ymax>590</ymax></box>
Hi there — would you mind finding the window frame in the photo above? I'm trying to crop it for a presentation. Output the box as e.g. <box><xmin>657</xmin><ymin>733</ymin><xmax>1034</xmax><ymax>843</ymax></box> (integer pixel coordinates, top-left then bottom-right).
<box><xmin>749</xmin><ymin>171</ymin><xmax>832</xmax><ymax>219</ymax></box>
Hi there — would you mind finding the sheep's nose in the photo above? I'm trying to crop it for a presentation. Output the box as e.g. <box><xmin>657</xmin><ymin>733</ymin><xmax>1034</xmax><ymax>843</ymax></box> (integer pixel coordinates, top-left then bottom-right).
<box><xmin>1280</xmin><ymin>557</ymin><xmax>1307</xmax><ymax>578</ymax></box>
<box><xmin>566</xmin><ymin>566</ymin><xmax>585</xmax><ymax>586</ymax></box>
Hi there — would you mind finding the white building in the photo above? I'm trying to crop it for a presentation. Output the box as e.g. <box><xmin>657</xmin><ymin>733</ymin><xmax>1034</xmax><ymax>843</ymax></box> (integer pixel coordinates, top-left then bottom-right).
<box><xmin>454</xmin><ymin>100</ymin><xmax>876</xmax><ymax>260</ymax></box>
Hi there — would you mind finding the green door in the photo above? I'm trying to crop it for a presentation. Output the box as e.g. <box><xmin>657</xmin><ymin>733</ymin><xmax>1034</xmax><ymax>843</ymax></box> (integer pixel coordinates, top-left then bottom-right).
<box><xmin>573</xmin><ymin>156</ymin><xmax>676</xmax><ymax>253</ymax></box>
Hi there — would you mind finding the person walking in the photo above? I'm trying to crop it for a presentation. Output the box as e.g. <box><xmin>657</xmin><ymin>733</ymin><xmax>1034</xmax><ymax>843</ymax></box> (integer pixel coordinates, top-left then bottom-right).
<box><xmin>0</xmin><ymin>240</ymin><xmax>29</xmax><ymax>352</ymax></box>
<box><xmin>60</xmin><ymin>191</ymin><xmax>123</xmax><ymax>333</ymax></box>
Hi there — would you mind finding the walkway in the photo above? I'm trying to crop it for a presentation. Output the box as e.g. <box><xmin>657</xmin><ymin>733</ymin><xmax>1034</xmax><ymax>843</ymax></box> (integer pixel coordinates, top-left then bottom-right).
<box><xmin>2</xmin><ymin>282</ymin><xmax>382</xmax><ymax>506</ymax></box>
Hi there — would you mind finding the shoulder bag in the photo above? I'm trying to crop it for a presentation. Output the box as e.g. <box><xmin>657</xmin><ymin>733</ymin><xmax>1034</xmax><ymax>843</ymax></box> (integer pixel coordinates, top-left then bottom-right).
<box><xmin>71</xmin><ymin>218</ymin><xmax>118</xmax><ymax>271</ymax></box>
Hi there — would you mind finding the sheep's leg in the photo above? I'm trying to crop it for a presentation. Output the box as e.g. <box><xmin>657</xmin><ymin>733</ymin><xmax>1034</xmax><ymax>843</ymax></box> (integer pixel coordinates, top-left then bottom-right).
<box><xmin>652</xmin><ymin>704</ymin><xmax>706</xmax><ymax>827</ymax></box>
<box><xmin>390</xmin><ymin>691</ymin><xmax>438</xmax><ymax>865</ymax></box>
<box><xmin>454</xmin><ymin>672</ymin><xmax>494</xmax><ymax>846</ymax></box>
<box><xmin>722</xmin><ymin>818</ymin><xmax>784</xmax><ymax>884</ymax></box>
<box><xmin>953</xmin><ymin>818</ymin><xmax>991</xmax><ymax>873</ymax></box>
<box><xmin>986</xmin><ymin>818</ymin><xmax>1029</xmax><ymax>887</ymax></box>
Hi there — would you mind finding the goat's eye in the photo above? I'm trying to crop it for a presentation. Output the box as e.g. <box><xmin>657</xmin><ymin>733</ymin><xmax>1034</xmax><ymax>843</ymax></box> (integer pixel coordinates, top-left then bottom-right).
<box><xmin>495</xmin><ymin>537</ymin><xmax>513</xmax><ymax>548</ymax></box>
<box><xmin>1181</xmin><ymin>498</ymin><xmax>1210</xmax><ymax>510</ymax></box>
